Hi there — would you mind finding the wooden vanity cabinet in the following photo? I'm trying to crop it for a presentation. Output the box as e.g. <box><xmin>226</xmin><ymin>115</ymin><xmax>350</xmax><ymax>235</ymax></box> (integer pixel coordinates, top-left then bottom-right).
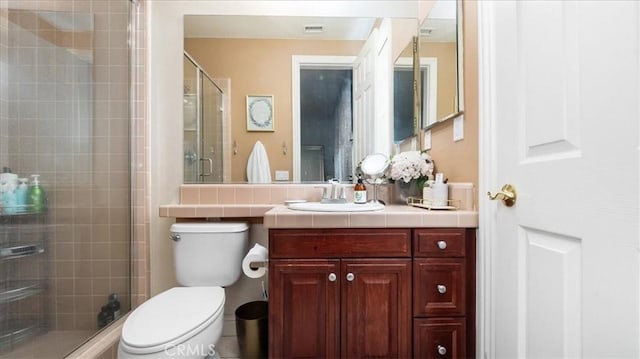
<box><xmin>268</xmin><ymin>227</ymin><xmax>476</xmax><ymax>359</ymax></box>
<box><xmin>269</xmin><ymin>229</ymin><xmax>412</xmax><ymax>359</ymax></box>
<box><xmin>413</xmin><ymin>228</ymin><xmax>476</xmax><ymax>359</ymax></box>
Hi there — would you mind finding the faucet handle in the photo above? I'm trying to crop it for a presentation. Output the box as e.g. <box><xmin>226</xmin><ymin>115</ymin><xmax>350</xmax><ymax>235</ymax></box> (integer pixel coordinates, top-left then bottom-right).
<box><xmin>314</xmin><ymin>186</ymin><xmax>329</xmax><ymax>200</ymax></box>
<box><xmin>339</xmin><ymin>186</ymin><xmax>346</xmax><ymax>199</ymax></box>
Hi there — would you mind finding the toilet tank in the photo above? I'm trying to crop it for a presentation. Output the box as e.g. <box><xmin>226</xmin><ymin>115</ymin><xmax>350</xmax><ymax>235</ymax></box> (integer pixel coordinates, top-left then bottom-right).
<box><xmin>170</xmin><ymin>222</ymin><xmax>249</xmax><ymax>287</ymax></box>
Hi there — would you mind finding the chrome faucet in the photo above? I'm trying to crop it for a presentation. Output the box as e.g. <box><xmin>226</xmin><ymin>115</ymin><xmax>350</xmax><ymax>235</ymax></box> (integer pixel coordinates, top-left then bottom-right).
<box><xmin>320</xmin><ymin>179</ymin><xmax>347</xmax><ymax>204</ymax></box>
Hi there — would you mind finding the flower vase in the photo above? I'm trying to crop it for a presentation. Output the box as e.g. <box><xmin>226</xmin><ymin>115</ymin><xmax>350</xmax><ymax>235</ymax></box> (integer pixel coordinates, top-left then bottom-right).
<box><xmin>393</xmin><ymin>180</ymin><xmax>421</xmax><ymax>204</ymax></box>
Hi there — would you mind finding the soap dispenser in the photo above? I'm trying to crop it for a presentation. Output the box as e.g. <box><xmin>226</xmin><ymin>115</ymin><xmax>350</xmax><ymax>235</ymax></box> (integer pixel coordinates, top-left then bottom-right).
<box><xmin>431</xmin><ymin>173</ymin><xmax>449</xmax><ymax>207</ymax></box>
<box><xmin>108</xmin><ymin>293</ymin><xmax>122</xmax><ymax>320</ymax></box>
<box><xmin>354</xmin><ymin>175</ymin><xmax>367</xmax><ymax>204</ymax></box>
<box><xmin>15</xmin><ymin>178</ymin><xmax>28</xmax><ymax>213</ymax></box>
<box><xmin>27</xmin><ymin>174</ymin><xmax>46</xmax><ymax>213</ymax></box>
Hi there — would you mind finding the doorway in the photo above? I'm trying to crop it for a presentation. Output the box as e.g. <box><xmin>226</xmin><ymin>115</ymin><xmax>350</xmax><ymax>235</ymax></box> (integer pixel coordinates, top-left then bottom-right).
<box><xmin>292</xmin><ymin>56</ymin><xmax>356</xmax><ymax>182</ymax></box>
<box><xmin>300</xmin><ymin>68</ymin><xmax>353</xmax><ymax>182</ymax></box>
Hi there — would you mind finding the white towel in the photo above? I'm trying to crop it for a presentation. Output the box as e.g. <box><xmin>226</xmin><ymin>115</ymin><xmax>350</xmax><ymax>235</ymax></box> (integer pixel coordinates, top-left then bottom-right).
<box><xmin>246</xmin><ymin>141</ymin><xmax>272</xmax><ymax>183</ymax></box>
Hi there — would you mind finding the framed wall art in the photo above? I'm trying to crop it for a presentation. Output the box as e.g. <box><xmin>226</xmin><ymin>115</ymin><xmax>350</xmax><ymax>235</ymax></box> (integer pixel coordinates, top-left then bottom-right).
<box><xmin>246</xmin><ymin>95</ymin><xmax>274</xmax><ymax>132</ymax></box>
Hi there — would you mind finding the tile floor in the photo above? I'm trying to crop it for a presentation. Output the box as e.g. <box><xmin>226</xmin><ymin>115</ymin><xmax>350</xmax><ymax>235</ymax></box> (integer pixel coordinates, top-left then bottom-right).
<box><xmin>217</xmin><ymin>314</ymin><xmax>240</xmax><ymax>359</ymax></box>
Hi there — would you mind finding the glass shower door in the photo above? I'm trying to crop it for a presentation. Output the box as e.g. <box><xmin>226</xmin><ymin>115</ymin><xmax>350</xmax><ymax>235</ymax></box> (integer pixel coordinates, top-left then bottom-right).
<box><xmin>183</xmin><ymin>53</ymin><xmax>224</xmax><ymax>183</ymax></box>
<box><xmin>201</xmin><ymin>77</ymin><xmax>223</xmax><ymax>183</ymax></box>
<box><xmin>183</xmin><ymin>56</ymin><xmax>199</xmax><ymax>183</ymax></box>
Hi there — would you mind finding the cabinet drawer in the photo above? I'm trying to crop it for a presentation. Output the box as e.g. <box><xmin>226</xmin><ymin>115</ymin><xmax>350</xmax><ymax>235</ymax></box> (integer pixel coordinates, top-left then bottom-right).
<box><xmin>414</xmin><ymin>258</ymin><xmax>465</xmax><ymax>316</ymax></box>
<box><xmin>414</xmin><ymin>229</ymin><xmax>466</xmax><ymax>258</ymax></box>
<box><xmin>414</xmin><ymin>318</ymin><xmax>466</xmax><ymax>359</ymax></box>
<box><xmin>269</xmin><ymin>229</ymin><xmax>411</xmax><ymax>258</ymax></box>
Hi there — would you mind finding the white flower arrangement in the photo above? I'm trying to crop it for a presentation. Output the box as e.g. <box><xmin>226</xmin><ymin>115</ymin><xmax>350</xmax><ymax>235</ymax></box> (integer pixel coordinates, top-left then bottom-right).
<box><xmin>388</xmin><ymin>150</ymin><xmax>434</xmax><ymax>185</ymax></box>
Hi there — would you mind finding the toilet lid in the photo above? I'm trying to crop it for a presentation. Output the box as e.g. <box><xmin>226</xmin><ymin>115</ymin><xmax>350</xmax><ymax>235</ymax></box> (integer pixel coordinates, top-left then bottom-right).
<box><xmin>121</xmin><ymin>287</ymin><xmax>224</xmax><ymax>351</ymax></box>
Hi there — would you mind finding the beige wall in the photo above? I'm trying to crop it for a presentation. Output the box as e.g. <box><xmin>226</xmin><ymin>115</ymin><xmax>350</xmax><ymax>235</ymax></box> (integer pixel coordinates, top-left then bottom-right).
<box><xmin>420</xmin><ymin>42</ymin><xmax>458</xmax><ymax>120</ymax></box>
<box><xmin>427</xmin><ymin>0</ymin><xmax>478</xmax><ymax>196</ymax></box>
<box><xmin>185</xmin><ymin>38</ymin><xmax>363</xmax><ymax>182</ymax></box>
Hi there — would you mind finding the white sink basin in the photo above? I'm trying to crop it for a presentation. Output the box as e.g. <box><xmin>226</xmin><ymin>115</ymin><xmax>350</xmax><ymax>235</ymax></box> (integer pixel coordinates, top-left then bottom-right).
<box><xmin>287</xmin><ymin>202</ymin><xmax>385</xmax><ymax>212</ymax></box>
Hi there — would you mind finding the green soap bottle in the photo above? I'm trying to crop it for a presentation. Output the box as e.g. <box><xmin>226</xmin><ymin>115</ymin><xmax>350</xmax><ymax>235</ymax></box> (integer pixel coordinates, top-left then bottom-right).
<box><xmin>28</xmin><ymin>174</ymin><xmax>46</xmax><ymax>213</ymax></box>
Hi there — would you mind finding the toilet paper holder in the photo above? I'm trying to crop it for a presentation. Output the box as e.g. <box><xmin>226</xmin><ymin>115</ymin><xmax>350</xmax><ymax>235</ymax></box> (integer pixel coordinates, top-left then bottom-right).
<box><xmin>249</xmin><ymin>260</ymin><xmax>268</xmax><ymax>270</ymax></box>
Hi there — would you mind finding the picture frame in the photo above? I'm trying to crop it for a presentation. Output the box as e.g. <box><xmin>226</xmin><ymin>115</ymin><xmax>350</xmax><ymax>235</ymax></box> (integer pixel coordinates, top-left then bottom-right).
<box><xmin>246</xmin><ymin>95</ymin><xmax>274</xmax><ymax>132</ymax></box>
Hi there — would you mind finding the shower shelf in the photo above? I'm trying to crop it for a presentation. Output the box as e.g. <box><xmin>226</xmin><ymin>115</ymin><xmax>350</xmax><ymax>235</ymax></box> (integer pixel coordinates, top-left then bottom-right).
<box><xmin>0</xmin><ymin>319</ymin><xmax>46</xmax><ymax>350</ymax></box>
<box><xmin>0</xmin><ymin>205</ymin><xmax>45</xmax><ymax>217</ymax></box>
<box><xmin>0</xmin><ymin>244</ymin><xmax>45</xmax><ymax>260</ymax></box>
<box><xmin>0</xmin><ymin>281</ymin><xmax>47</xmax><ymax>304</ymax></box>
<box><xmin>0</xmin><ymin>220</ymin><xmax>50</xmax><ymax>353</ymax></box>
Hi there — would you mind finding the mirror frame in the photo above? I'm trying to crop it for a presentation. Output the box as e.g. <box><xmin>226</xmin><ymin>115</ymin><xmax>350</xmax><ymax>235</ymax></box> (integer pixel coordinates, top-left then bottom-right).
<box><xmin>419</xmin><ymin>0</ymin><xmax>464</xmax><ymax>133</ymax></box>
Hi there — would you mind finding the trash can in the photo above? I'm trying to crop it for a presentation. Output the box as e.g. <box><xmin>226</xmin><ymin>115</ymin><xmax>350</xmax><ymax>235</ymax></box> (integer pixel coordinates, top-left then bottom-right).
<box><xmin>235</xmin><ymin>301</ymin><xmax>268</xmax><ymax>359</ymax></box>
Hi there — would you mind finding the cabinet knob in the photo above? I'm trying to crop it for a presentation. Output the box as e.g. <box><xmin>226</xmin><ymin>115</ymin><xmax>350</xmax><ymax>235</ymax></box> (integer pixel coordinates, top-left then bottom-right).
<box><xmin>346</xmin><ymin>273</ymin><xmax>355</xmax><ymax>281</ymax></box>
<box><xmin>437</xmin><ymin>240</ymin><xmax>447</xmax><ymax>250</ymax></box>
<box><xmin>328</xmin><ymin>273</ymin><xmax>337</xmax><ymax>282</ymax></box>
<box><xmin>437</xmin><ymin>284</ymin><xmax>447</xmax><ymax>294</ymax></box>
<box><xmin>437</xmin><ymin>345</ymin><xmax>447</xmax><ymax>355</ymax></box>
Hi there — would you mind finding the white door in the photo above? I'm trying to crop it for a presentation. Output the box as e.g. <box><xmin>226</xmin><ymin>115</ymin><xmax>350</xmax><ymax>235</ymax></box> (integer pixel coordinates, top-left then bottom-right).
<box><xmin>479</xmin><ymin>1</ymin><xmax>639</xmax><ymax>358</ymax></box>
<box><xmin>353</xmin><ymin>26</ymin><xmax>377</xmax><ymax>168</ymax></box>
<box><xmin>353</xmin><ymin>18</ymin><xmax>393</xmax><ymax>172</ymax></box>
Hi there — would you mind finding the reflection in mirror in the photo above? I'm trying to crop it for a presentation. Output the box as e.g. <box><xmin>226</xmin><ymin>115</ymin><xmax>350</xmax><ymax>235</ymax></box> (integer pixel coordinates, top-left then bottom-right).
<box><xmin>393</xmin><ymin>37</ymin><xmax>416</xmax><ymax>143</ymax></box>
<box><xmin>300</xmin><ymin>67</ymin><xmax>353</xmax><ymax>182</ymax></box>
<box><xmin>183</xmin><ymin>52</ymin><xmax>224</xmax><ymax>183</ymax></box>
<box><xmin>184</xmin><ymin>15</ymin><xmax>417</xmax><ymax>183</ymax></box>
<box><xmin>419</xmin><ymin>0</ymin><xmax>462</xmax><ymax>128</ymax></box>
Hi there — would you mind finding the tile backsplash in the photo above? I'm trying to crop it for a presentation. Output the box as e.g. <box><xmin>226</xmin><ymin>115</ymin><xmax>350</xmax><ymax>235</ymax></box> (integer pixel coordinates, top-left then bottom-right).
<box><xmin>178</xmin><ymin>182</ymin><xmax>475</xmax><ymax>211</ymax></box>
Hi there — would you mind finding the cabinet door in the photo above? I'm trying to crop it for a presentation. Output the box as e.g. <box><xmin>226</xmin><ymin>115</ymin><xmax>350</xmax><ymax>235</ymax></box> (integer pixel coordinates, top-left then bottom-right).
<box><xmin>342</xmin><ymin>259</ymin><xmax>411</xmax><ymax>358</ymax></box>
<box><xmin>269</xmin><ymin>260</ymin><xmax>340</xmax><ymax>359</ymax></box>
<box><xmin>414</xmin><ymin>318</ymin><xmax>466</xmax><ymax>359</ymax></box>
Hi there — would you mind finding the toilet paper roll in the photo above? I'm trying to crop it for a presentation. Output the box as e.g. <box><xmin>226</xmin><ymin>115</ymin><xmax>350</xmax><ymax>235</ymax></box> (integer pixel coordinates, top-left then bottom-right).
<box><xmin>242</xmin><ymin>243</ymin><xmax>268</xmax><ymax>279</ymax></box>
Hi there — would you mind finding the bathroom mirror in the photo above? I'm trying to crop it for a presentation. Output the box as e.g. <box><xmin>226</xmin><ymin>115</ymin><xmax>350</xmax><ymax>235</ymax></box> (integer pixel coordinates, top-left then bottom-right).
<box><xmin>419</xmin><ymin>0</ymin><xmax>463</xmax><ymax>129</ymax></box>
<box><xmin>183</xmin><ymin>15</ymin><xmax>417</xmax><ymax>183</ymax></box>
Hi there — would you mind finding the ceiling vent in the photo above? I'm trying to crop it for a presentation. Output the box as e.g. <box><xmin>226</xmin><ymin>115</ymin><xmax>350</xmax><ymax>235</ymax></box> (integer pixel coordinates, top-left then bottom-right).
<box><xmin>420</xmin><ymin>27</ymin><xmax>434</xmax><ymax>36</ymax></box>
<box><xmin>304</xmin><ymin>25</ymin><xmax>324</xmax><ymax>33</ymax></box>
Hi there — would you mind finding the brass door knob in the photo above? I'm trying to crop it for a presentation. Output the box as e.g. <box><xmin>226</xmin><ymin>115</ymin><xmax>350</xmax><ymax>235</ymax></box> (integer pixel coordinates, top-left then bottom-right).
<box><xmin>487</xmin><ymin>184</ymin><xmax>517</xmax><ymax>207</ymax></box>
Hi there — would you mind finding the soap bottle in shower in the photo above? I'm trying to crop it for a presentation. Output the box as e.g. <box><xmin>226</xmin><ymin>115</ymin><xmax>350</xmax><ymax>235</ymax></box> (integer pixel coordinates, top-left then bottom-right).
<box><xmin>15</xmin><ymin>178</ymin><xmax>28</xmax><ymax>213</ymax></box>
<box><xmin>108</xmin><ymin>293</ymin><xmax>122</xmax><ymax>320</ymax></box>
<box><xmin>27</xmin><ymin>174</ymin><xmax>46</xmax><ymax>213</ymax></box>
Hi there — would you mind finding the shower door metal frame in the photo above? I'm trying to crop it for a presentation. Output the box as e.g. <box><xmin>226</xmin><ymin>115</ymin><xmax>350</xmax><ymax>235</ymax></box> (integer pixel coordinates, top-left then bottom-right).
<box><xmin>183</xmin><ymin>51</ymin><xmax>223</xmax><ymax>182</ymax></box>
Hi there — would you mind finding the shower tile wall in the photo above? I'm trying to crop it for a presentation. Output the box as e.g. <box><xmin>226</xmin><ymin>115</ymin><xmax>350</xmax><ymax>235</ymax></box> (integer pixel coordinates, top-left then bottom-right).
<box><xmin>1</xmin><ymin>3</ymin><xmax>8</xmax><ymax>167</ymax></box>
<box><xmin>2</xmin><ymin>0</ymin><xmax>132</xmax><ymax>332</ymax></box>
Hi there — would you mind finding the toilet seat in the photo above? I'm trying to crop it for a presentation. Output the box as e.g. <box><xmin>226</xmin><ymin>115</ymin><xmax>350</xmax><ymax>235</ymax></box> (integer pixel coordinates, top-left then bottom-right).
<box><xmin>121</xmin><ymin>287</ymin><xmax>225</xmax><ymax>355</ymax></box>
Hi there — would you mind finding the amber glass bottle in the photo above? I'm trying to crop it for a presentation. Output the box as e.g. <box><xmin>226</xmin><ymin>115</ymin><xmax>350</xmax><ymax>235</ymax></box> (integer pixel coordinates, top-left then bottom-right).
<box><xmin>354</xmin><ymin>176</ymin><xmax>367</xmax><ymax>204</ymax></box>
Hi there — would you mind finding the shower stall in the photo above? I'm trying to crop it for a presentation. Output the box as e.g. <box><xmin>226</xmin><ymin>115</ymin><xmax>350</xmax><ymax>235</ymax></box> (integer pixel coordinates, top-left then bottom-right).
<box><xmin>183</xmin><ymin>52</ymin><xmax>224</xmax><ymax>183</ymax></box>
<box><xmin>0</xmin><ymin>0</ymin><xmax>136</xmax><ymax>357</ymax></box>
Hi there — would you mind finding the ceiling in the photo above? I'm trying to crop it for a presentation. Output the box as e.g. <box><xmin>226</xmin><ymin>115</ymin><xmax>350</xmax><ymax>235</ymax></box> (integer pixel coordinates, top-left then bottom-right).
<box><xmin>184</xmin><ymin>15</ymin><xmax>377</xmax><ymax>41</ymax></box>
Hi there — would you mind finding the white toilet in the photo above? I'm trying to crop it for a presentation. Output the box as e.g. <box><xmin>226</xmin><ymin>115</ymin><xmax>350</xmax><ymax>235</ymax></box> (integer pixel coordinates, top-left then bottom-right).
<box><xmin>118</xmin><ymin>222</ymin><xmax>249</xmax><ymax>358</ymax></box>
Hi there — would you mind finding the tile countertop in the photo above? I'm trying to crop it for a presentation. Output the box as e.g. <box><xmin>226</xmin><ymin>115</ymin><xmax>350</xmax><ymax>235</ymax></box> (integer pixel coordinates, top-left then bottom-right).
<box><xmin>159</xmin><ymin>182</ymin><xmax>478</xmax><ymax>228</ymax></box>
<box><xmin>263</xmin><ymin>204</ymin><xmax>477</xmax><ymax>228</ymax></box>
<box><xmin>159</xmin><ymin>204</ymin><xmax>478</xmax><ymax>228</ymax></box>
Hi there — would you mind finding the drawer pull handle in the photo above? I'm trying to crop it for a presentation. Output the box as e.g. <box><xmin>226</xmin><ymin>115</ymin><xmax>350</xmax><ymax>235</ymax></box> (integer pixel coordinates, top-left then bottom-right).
<box><xmin>437</xmin><ymin>284</ymin><xmax>447</xmax><ymax>294</ymax></box>
<box><xmin>346</xmin><ymin>273</ymin><xmax>355</xmax><ymax>281</ymax></box>
<box><xmin>437</xmin><ymin>345</ymin><xmax>447</xmax><ymax>355</ymax></box>
<box><xmin>437</xmin><ymin>240</ymin><xmax>447</xmax><ymax>250</ymax></box>
<box><xmin>328</xmin><ymin>273</ymin><xmax>337</xmax><ymax>282</ymax></box>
